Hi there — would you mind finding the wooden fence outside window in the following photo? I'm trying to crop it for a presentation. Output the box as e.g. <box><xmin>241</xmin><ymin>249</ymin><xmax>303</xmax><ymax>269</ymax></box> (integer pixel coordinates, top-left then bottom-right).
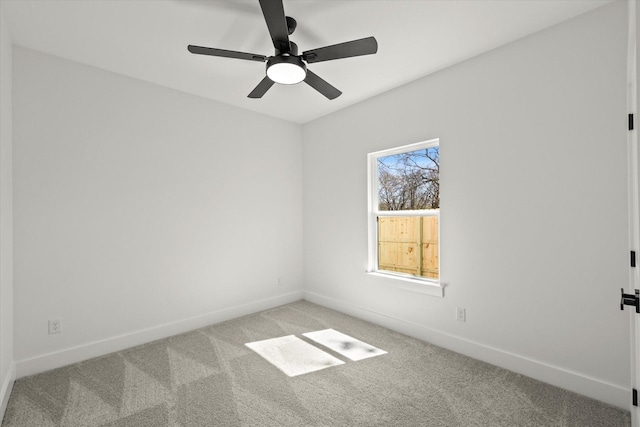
<box><xmin>377</xmin><ymin>216</ymin><xmax>439</xmax><ymax>279</ymax></box>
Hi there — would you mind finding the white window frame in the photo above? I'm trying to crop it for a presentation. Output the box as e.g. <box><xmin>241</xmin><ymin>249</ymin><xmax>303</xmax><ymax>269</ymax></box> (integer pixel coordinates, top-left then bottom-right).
<box><xmin>367</xmin><ymin>138</ymin><xmax>443</xmax><ymax>296</ymax></box>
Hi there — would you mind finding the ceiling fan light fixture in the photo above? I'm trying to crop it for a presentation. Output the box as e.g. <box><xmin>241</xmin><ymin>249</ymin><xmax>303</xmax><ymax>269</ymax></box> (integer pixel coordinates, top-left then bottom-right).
<box><xmin>266</xmin><ymin>55</ymin><xmax>307</xmax><ymax>85</ymax></box>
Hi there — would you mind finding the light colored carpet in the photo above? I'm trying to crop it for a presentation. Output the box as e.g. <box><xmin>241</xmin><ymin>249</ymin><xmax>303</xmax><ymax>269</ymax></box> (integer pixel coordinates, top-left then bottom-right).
<box><xmin>1</xmin><ymin>300</ymin><xmax>631</xmax><ymax>426</ymax></box>
<box><xmin>302</xmin><ymin>328</ymin><xmax>387</xmax><ymax>361</ymax></box>
<box><xmin>245</xmin><ymin>334</ymin><xmax>345</xmax><ymax>377</ymax></box>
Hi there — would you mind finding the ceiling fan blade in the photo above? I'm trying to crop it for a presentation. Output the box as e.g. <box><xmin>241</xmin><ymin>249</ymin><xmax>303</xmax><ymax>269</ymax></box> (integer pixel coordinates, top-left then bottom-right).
<box><xmin>303</xmin><ymin>37</ymin><xmax>378</xmax><ymax>64</ymax></box>
<box><xmin>304</xmin><ymin>70</ymin><xmax>341</xmax><ymax>100</ymax></box>
<box><xmin>258</xmin><ymin>0</ymin><xmax>291</xmax><ymax>53</ymax></box>
<box><xmin>188</xmin><ymin>45</ymin><xmax>266</xmax><ymax>62</ymax></box>
<box><xmin>248</xmin><ymin>76</ymin><xmax>275</xmax><ymax>98</ymax></box>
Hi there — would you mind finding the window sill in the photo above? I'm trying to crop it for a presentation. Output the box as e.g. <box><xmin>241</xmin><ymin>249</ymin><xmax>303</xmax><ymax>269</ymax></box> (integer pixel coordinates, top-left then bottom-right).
<box><xmin>365</xmin><ymin>271</ymin><xmax>445</xmax><ymax>298</ymax></box>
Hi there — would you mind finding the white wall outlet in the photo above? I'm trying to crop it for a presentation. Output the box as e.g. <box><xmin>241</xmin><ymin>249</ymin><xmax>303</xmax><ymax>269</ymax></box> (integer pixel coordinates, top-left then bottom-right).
<box><xmin>48</xmin><ymin>319</ymin><xmax>61</xmax><ymax>334</ymax></box>
<box><xmin>276</xmin><ymin>277</ymin><xmax>282</xmax><ymax>286</ymax></box>
<box><xmin>456</xmin><ymin>307</ymin><xmax>466</xmax><ymax>322</ymax></box>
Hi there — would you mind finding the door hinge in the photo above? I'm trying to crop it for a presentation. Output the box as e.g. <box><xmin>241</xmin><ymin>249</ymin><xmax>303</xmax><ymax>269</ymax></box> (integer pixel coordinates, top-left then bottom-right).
<box><xmin>621</xmin><ymin>289</ymin><xmax>640</xmax><ymax>313</ymax></box>
<box><xmin>632</xmin><ymin>251</ymin><xmax>637</xmax><ymax>268</ymax></box>
<box><xmin>630</xmin><ymin>113</ymin><xmax>635</xmax><ymax>131</ymax></box>
<box><xmin>633</xmin><ymin>388</ymin><xmax>638</xmax><ymax>407</ymax></box>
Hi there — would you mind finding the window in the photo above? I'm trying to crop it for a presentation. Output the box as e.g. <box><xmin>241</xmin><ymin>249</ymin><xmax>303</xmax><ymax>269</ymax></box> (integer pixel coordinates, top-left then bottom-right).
<box><xmin>368</xmin><ymin>139</ymin><xmax>440</xmax><ymax>284</ymax></box>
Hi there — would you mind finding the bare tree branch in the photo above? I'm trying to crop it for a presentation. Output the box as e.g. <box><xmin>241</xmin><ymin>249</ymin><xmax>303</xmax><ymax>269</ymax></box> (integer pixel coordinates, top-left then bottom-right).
<box><xmin>378</xmin><ymin>147</ymin><xmax>439</xmax><ymax>210</ymax></box>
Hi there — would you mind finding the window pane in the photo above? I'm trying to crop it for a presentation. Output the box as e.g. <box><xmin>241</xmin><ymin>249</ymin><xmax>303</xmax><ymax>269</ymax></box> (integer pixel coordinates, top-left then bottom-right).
<box><xmin>377</xmin><ymin>147</ymin><xmax>439</xmax><ymax>211</ymax></box>
<box><xmin>377</xmin><ymin>216</ymin><xmax>439</xmax><ymax>279</ymax></box>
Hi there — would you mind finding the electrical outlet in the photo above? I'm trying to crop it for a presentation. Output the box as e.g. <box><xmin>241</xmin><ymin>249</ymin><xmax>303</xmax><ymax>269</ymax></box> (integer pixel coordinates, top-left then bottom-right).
<box><xmin>48</xmin><ymin>319</ymin><xmax>61</xmax><ymax>334</ymax></box>
<box><xmin>276</xmin><ymin>277</ymin><xmax>282</xmax><ymax>286</ymax></box>
<box><xmin>456</xmin><ymin>307</ymin><xmax>466</xmax><ymax>322</ymax></box>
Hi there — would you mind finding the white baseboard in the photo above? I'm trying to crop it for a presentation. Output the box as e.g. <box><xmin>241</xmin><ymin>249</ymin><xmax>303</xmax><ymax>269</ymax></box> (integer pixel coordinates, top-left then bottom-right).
<box><xmin>303</xmin><ymin>290</ymin><xmax>629</xmax><ymax>410</ymax></box>
<box><xmin>16</xmin><ymin>290</ymin><xmax>304</xmax><ymax>379</ymax></box>
<box><xmin>0</xmin><ymin>363</ymin><xmax>15</xmax><ymax>422</ymax></box>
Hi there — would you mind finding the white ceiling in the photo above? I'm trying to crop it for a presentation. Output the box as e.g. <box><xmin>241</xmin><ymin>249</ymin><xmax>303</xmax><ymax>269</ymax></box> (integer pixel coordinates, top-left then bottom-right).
<box><xmin>2</xmin><ymin>0</ymin><xmax>612</xmax><ymax>124</ymax></box>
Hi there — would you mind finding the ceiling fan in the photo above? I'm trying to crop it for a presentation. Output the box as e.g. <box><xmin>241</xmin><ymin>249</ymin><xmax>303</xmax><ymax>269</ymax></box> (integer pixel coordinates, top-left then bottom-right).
<box><xmin>187</xmin><ymin>0</ymin><xmax>378</xmax><ymax>100</ymax></box>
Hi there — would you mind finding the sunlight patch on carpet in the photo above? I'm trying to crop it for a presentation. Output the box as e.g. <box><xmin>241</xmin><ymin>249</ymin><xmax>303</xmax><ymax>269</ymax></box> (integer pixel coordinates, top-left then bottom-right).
<box><xmin>245</xmin><ymin>335</ymin><xmax>345</xmax><ymax>377</ymax></box>
<box><xmin>303</xmin><ymin>329</ymin><xmax>387</xmax><ymax>361</ymax></box>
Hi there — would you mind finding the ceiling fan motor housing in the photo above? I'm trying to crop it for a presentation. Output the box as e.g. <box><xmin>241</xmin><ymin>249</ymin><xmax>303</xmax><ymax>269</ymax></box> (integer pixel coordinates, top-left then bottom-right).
<box><xmin>275</xmin><ymin>40</ymin><xmax>299</xmax><ymax>56</ymax></box>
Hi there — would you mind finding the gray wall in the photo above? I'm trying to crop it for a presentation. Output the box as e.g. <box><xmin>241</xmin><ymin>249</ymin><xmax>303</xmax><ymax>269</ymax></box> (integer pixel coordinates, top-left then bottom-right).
<box><xmin>12</xmin><ymin>48</ymin><xmax>304</xmax><ymax>374</ymax></box>
<box><xmin>302</xmin><ymin>1</ymin><xmax>629</xmax><ymax>408</ymax></box>
<box><xmin>0</xmin><ymin>2</ymin><xmax>15</xmax><ymax>416</ymax></box>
